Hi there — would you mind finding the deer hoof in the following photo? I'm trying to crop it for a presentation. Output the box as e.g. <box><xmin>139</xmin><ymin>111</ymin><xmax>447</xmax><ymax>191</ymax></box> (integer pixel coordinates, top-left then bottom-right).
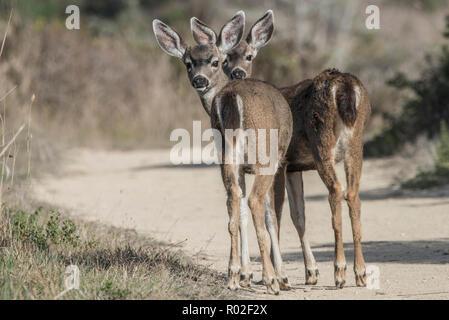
<box><xmin>227</xmin><ymin>279</ymin><xmax>241</xmax><ymax>291</ymax></box>
<box><xmin>265</xmin><ymin>277</ymin><xmax>280</xmax><ymax>295</ymax></box>
<box><xmin>355</xmin><ymin>269</ymin><xmax>367</xmax><ymax>287</ymax></box>
<box><xmin>334</xmin><ymin>265</ymin><xmax>347</xmax><ymax>289</ymax></box>
<box><xmin>305</xmin><ymin>268</ymin><xmax>319</xmax><ymax>285</ymax></box>
<box><xmin>228</xmin><ymin>266</ymin><xmax>241</xmax><ymax>291</ymax></box>
<box><xmin>279</xmin><ymin>277</ymin><xmax>292</xmax><ymax>291</ymax></box>
<box><xmin>335</xmin><ymin>279</ymin><xmax>346</xmax><ymax>289</ymax></box>
<box><xmin>239</xmin><ymin>272</ymin><xmax>253</xmax><ymax>287</ymax></box>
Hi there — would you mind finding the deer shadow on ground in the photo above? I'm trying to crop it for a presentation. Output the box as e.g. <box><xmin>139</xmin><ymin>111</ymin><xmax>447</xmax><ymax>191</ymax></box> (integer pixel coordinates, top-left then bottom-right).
<box><xmin>253</xmin><ymin>239</ymin><xmax>449</xmax><ymax>265</ymax></box>
<box><xmin>305</xmin><ymin>187</ymin><xmax>449</xmax><ymax>201</ymax></box>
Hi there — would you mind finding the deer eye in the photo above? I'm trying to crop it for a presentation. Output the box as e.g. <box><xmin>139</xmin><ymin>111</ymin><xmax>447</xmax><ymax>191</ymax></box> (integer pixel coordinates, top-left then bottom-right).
<box><xmin>185</xmin><ymin>62</ymin><xmax>192</xmax><ymax>72</ymax></box>
<box><xmin>211</xmin><ymin>60</ymin><xmax>219</xmax><ymax>68</ymax></box>
<box><xmin>222</xmin><ymin>59</ymin><xmax>228</xmax><ymax>68</ymax></box>
<box><xmin>246</xmin><ymin>55</ymin><xmax>253</xmax><ymax>61</ymax></box>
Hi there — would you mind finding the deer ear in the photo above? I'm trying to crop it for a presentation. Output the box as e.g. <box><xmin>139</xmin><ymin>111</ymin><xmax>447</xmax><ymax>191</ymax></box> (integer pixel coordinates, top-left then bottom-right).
<box><xmin>246</xmin><ymin>10</ymin><xmax>274</xmax><ymax>54</ymax></box>
<box><xmin>153</xmin><ymin>19</ymin><xmax>186</xmax><ymax>59</ymax></box>
<box><xmin>190</xmin><ymin>17</ymin><xmax>217</xmax><ymax>45</ymax></box>
<box><xmin>217</xmin><ymin>10</ymin><xmax>245</xmax><ymax>53</ymax></box>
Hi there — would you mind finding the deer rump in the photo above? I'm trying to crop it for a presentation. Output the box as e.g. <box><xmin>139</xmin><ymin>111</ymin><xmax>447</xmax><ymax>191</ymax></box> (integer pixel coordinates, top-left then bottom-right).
<box><xmin>335</xmin><ymin>80</ymin><xmax>358</xmax><ymax>127</ymax></box>
<box><xmin>312</xmin><ymin>69</ymin><xmax>359</xmax><ymax>129</ymax></box>
<box><xmin>210</xmin><ymin>80</ymin><xmax>292</xmax><ymax>174</ymax></box>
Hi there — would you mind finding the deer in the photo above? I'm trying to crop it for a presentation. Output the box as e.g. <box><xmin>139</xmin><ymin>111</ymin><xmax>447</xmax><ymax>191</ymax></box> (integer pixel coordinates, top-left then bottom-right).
<box><xmin>153</xmin><ymin>11</ymin><xmax>294</xmax><ymax>294</ymax></box>
<box><xmin>222</xmin><ymin>10</ymin><xmax>371</xmax><ymax>288</ymax></box>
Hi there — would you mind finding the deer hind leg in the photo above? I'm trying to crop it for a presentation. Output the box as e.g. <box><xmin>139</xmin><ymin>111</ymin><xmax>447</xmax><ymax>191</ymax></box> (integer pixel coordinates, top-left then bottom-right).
<box><xmin>248</xmin><ymin>174</ymin><xmax>280</xmax><ymax>295</ymax></box>
<box><xmin>238</xmin><ymin>168</ymin><xmax>253</xmax><ymax>287</ymax></box>
<box><xmin>270</xmin><ymin>166</ymin><xmax>285</xmax><ymax>266</ymax></box>
<box><xmin>344</xmin><ymin>145</ymin><xmax>366</xmax><ymax>287</ymax></box>
<box><xmin>313</xmin><ymin>156</ymin><xmax>346</xmax><ymax>289</ymax></box>
<box><xmin>221</xmin><ymin>164</ymin><xmax>242</xmax><ymax>290</ymax></box>
<box><xmin>266</xmin><ymin>185</ymin><xmax>291</xmax><ymax>290</ymax></box>
<box><xmin>285</xmin><ymin>171</ymin><xmax>319</xmax><ymax>285</ymax></box>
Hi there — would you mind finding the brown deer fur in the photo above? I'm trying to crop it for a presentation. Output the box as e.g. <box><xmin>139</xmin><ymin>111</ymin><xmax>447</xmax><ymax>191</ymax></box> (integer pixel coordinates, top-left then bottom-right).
<box><xmin>153</xmin><ymin>12</ymin><xmax>293</xmax><ymax>294</ymax></box>
<box><xmin>222</xmin><ymin>10</ymin><xmax>372</xmax><ymax>288</ymax></box>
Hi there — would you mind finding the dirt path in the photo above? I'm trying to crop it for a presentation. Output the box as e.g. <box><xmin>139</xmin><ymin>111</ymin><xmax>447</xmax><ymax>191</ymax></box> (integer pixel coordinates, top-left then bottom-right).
<box><xmin>32</xmin><ymin>148</ymin><xmax>449</xmax><ymax>299</ymax></box>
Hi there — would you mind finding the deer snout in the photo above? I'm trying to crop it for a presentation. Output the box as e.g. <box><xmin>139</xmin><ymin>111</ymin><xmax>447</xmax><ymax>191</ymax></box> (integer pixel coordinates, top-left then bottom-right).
<box><xmin>231</xmin><ymin>68</ymin><xmax>246</xmax><ymax>80</ymax></box>
<box><xmin>192</xmin><ymin>76</ymin><xmax>209</xmax><ymax>89</ymax></box>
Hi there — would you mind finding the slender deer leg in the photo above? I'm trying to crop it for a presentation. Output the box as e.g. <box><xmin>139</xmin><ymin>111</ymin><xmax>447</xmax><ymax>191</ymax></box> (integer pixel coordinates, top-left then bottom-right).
<box><xmin>221</xmin><ymin>164</ymin><xmax>242</xmax><ymax>290</ymax></box>
<box><xmin>314</xmin><ymin>157</ymin><xmax>346</xmax><ymax>288</ymax></box>
<box><xmin>285</xmin><ymin>171</ymin><xmax>319</xmax><ymax>285</ymax></box>
<box><xmin>273</xmin><ymin>166</ymin><xmax>286</xmax><ymax>240</ymax></box>
<box><xmin>344</xmin><ymin>143</ymin><xmax>366</xmax><ymax>287</ymax></box>
<box><xmin>238</xmin><ymin>168</ymin><xmax>253</xmax><ymax>287</ymax></box>
<box><xmin>265</xmin><ymin>186</ymin><xmax>291</xmax><ymax>290</ymax></box>
<box><xmin>270</xmin><ymin>166</ymin><xmax>285</xmax><ymax>267</ymax></box>
<box><xmin>248</xmin><ymin>174</ymin><xmax>280</xmax><ymax>295</ymax></box>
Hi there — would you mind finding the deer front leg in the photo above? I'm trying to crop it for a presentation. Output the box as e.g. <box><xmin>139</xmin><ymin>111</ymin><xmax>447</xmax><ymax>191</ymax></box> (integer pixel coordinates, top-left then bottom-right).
<box><xmin>239</xmin><ymin>197</ymin><xmax>253</xmax><ymax>287</ymax></box>
<box><xmin>221</xmin><ymin>164</ymin><xmax>242</xmax><ymax>290</ymax></box>
<box><xmin>273</xmin><ymin>166</ymin><xmax>286</xmax><ymax>242</ymax></box>
<box><xmin>271</xmin><ymin>166</ymin><xmax>285</xmax><ymax>266</ymax></box>
<box><xmin>238</xmin><ymin>169</ymin><xmax>253</xmax><ymax>287</ymax></box>
<box><xmin>285</xmin><ymin>171</ymin><xmax>319</xmax><ymax>285</ymax></box>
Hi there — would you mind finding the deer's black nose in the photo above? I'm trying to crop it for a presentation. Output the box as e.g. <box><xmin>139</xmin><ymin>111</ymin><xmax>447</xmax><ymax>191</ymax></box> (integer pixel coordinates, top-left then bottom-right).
<box><xmin>231</xmin><ymin>69</ymin><xmax>246</xmax><ymax>80</ymax></box>
<box><xmin>192</xmin><ymin>76</ymin><xmax>209</xmax><ymax>89</ymax></box>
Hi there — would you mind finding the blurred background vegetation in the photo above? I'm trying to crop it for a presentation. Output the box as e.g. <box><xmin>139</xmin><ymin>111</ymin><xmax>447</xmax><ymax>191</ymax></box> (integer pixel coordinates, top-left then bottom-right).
<box><xmin>0</xmin><ymin>0</ymin><xmax>449</xmax><ymax>187</ymax></box>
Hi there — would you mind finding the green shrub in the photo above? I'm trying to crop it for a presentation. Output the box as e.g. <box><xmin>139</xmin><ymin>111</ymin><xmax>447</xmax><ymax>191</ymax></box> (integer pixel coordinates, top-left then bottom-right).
<box><xmin>402</xmin><ymin>120</ymin><xmax>449</xmax><ymax>189</ymax></box>
<box><xmin>82</xmin><ymin>0</ymin><xmax>127</xmax><ymax>19</ymax></box>
<box><xmin>365</xmin><ymin>16</ymin><xmax>449</xmax><ymax>157</ymax></box>
<box><xmin>384</xmin><ymin>0</ymin><xmax>448</xmax><ymax>11</ymax></box>
<box><xmin>8</xmin><ymin>207</ymin><xmax>81</xmax><ymax>250</ymax></box>
<box><xmin>436</xmin><ymin>120</ymin><xmax>449</xmax><ymax>165</ymax></box>
<box><xmin>100</xmin><ymin>281</ymin><xmax>131</xmax><ymax>300</ymax></box>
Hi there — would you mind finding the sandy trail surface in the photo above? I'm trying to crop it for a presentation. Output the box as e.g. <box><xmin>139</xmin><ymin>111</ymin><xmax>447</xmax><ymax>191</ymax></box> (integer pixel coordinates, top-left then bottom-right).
<box><xmin>32</xmin><ymin>148</ymin><xmax>449</xmax><ymax>299</ymax></box>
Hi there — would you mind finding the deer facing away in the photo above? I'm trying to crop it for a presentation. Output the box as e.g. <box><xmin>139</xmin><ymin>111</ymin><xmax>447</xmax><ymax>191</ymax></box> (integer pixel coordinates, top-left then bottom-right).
<box><xmin>153</xmin><ymin>11</ymin><xmax>294</xmax><ymax>294</ymax></box>
<box><xmin>223</xmin><ymin>10</ymin><xmax>372</xmax><ymax>288</ymax></box>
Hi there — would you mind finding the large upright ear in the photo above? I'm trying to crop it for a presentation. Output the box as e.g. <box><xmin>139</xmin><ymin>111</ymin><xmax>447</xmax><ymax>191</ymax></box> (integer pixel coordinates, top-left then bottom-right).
<box><xmin>246</xmin><ymin>10</ymin><xmax>274</xmax><ymax>54</ymax></box>
<box><xmin>153</xmin><ymin>19</ymin><xmax>186</xmax><ymax>59</ymax></box>
<box><xmin>217</xmin><ymin>10</ymin><xmax>245</xmax><ymax>53</ymax></box>
<box><xmin>190</xmin><ymin>17</ymin><xmax>217</xmax><ymax>45</ymax></box>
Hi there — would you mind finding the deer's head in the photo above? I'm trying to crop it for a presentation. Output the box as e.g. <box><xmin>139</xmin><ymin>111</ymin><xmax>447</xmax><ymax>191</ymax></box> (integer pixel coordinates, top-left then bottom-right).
<box><xmin>153</xmin><ymin>11</ymin><xmax>245</xmax><ymax>100</ymax></box>
<box><xmin>222</xmin><ymin>10</ymin><xmax>274</xmax><ymax>80</ymax></box>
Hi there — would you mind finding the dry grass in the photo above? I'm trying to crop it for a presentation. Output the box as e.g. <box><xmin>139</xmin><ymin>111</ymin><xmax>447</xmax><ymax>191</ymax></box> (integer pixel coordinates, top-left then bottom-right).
<box><xmin>0</xmin><ymin>204</ymin><xmax>234</xmax><ymax>300</ymax></box>
<box><xmin>1</xmin><ymin>19</ymin><xmax>208</xmax><ymax>149</ymax></box>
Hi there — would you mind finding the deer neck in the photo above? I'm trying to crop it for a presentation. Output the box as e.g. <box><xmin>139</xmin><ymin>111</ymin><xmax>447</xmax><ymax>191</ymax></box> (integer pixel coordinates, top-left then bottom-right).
<box><xmin>198</xmin><ymin>72</ymin><xmax>228</xmax><ymax>116</ymax></box>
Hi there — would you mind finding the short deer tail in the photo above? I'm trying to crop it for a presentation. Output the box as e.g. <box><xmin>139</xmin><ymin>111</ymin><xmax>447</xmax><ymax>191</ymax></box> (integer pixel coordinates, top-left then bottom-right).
<box><xmin>218</xmin><ymin>92</ymin><xmax>243</xmax><ymax>132</ymax></box>
<box><xmin>335</xmin><ymin>80</ymin><xmax>358</xmax><ymax>127</ymax></box>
